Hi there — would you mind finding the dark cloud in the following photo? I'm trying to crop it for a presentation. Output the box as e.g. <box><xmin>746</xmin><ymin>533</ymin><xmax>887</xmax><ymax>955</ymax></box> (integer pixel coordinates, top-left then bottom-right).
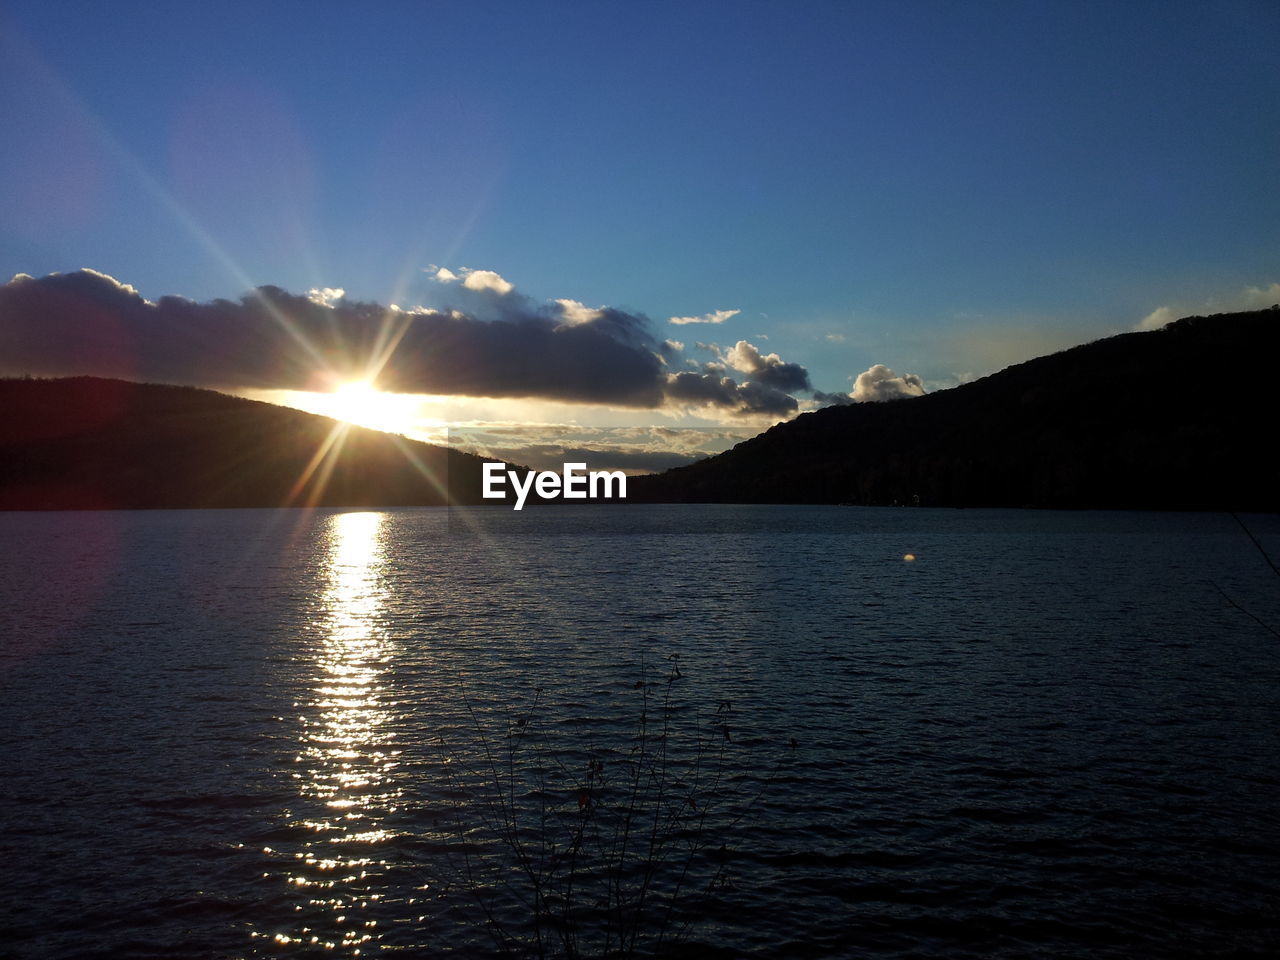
<box><xmin>722</xmin><ymin>340</ymin><xmax>811</xmax><ymax>392</ymax></box>
<box><xmin>664</xmin><ymin>370</ymin><xmax>798</xmax><ymax>417</ymax></box>
<box><xmin>0</xmin><ymin>269</ymin><xmax>814</xmax><ymax>417</ymax></box>
<box><xmin>735</xmin><ymin>380</ymin><xmax>801</xmax><ymax>416</ymax></box>
<box><xmin>812</xmin><ymin>389</ymin><xmax>855</xmax><ymax>406</ymax></box>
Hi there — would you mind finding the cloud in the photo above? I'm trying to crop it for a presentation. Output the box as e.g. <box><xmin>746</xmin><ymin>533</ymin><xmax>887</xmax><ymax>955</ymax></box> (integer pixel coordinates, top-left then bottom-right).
<box><xmin>428</xmin><ymin>265</ymin><xmax>513</xmax><ymax>295</ymax></box>
<box><xmin>555</xmin><ymin>298</ymin><xmax>601</xmax><ymax>326</ymax></box>
<box><xmin>721</xmin><ymin>339</ymin><xmax>811</xmax><ymax>392</ymax></box>
<box><xmin>663</xmin><ymin>370</ymin><xmax>798</xmax><ymax>417</ymax></box>
<box><xmin>307</xmin><ymin>287</ymin><xmax>345</xmax><ymax>307</ymax></box>
<box><xmin>477</xmin><ymin>443</ymin><xmax>705</xmax><ymax>475</ymax></box>
<box><xmin>0</xmin><ymin>268</ymin><xmax>809</xmax><ymax>419</ymax></box>
<box><xmin>812</xmin><ymin>389</ymin><xmax>855</xmax><ymax>406</ymax></box>
<box><xmin>445</xmin><ymin>422</ymin><xmax>751</xmax><ymax>475</ymax></box>
<box><xmin>462</xmin><ymin>269</ymin><xmax>514</xmax><ymax>295</ymax></box>
<box><xmin>1242</xmin><ymin>282</ymin><xmax>1280</xmax><ymax>309</ymax></box>
<box><xmin>1137</xmin><ymin>306</ymin><xmax>1176</xmax><ymax>331</ymax></box>
<box><xmin>851</xmin><ymin>364</ymin><xmax>926</xmax><ymax>402</ymax></box>
<box><xmin>422</xmin><ymin>265</ymin><xmax>536</xmax><ymax>322</ymax></box>
<box><xmin>1137</xmin><ymin>282</ymin><xmax>1280</xmax><ymax>331</ymax></box>
<box><xmin>669</xmin><ymin>308</ymin><xmax>739</xmax><ymax>326</ymax></box>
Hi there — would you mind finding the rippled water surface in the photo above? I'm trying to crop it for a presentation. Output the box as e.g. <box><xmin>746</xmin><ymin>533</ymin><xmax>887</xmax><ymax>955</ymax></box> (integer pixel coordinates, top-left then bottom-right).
<box><xmin>2</xmin><ymin>505</ymin><xmax>1279</xmax><ymax>958</ymax></box>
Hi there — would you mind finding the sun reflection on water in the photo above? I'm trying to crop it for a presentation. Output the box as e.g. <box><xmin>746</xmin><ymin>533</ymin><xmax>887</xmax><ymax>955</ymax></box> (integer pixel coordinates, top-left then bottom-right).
<box><xmin>256</xmin><ymin>511</ymin><xmax>402</xmax><ymax>955</ymax></box>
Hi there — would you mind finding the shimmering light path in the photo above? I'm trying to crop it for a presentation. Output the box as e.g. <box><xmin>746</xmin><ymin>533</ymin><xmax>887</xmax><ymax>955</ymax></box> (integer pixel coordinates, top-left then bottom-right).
<box><xmin>252</xmin><ymin>512</ymin><xmax>400</xmax><ymax>954</ymax></box>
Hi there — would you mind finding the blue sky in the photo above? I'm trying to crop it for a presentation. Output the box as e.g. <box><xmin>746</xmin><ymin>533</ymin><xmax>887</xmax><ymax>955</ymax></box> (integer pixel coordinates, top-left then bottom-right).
<box><xmin>2</xmin><ymin>1</ymin><xmax>1277</xmax><ymax>469</ymax></box>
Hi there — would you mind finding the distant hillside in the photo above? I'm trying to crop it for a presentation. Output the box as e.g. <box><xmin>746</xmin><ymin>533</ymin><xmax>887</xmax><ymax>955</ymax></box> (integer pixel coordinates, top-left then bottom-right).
<box><xmin>0</xmin><ymin>377</ymin><xmax>510</xmax><ymax>510</ymax></box>
<box><xmin>631</xmin><ymin>309</ymin><xmax>1280</xmax><ymax>510</ymax></box>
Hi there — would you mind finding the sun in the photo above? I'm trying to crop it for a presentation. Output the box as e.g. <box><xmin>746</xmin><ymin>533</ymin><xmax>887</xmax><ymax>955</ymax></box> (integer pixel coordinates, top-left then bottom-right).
<box><xmin>332</xmin><ymin>380</ymin><xmax>384</xmax><ymax>423</ymax></box>
<box><xmin>320</xmin><ymin>380</ymin><xmax>420</xmax><ymax>436</ymax></box>
<box><xmin>240</xmin><ymin>382</ymin><xmax>453</xmax><ymax>445</ymax></box>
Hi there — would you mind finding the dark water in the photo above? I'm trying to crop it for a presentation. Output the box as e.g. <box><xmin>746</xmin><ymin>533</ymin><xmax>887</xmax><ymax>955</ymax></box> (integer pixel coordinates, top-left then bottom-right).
<box><xmin>2</xmin><ymin>505</ymin><xmax>1279</xmax><ymax>958</ymax></box>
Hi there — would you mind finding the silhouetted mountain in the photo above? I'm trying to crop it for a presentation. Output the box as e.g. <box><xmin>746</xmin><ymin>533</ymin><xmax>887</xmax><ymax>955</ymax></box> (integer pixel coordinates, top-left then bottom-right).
<box><xmin>0</xmin><ymin>377</ymin><xmax>515</xmax><ymax>510</ymax></box>
<box><xmin>631</xmin><ymin>309</ymin><xmax>1280</xmax><ymax>510</ymax></box>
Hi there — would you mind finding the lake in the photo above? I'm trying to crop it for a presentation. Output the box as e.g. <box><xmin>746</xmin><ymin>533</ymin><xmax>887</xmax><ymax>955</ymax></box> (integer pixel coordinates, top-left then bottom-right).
<box><xmin>2</xmin><ymin>505</ymin><xmax>1278</xmax><ymax>958</ymax></box>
